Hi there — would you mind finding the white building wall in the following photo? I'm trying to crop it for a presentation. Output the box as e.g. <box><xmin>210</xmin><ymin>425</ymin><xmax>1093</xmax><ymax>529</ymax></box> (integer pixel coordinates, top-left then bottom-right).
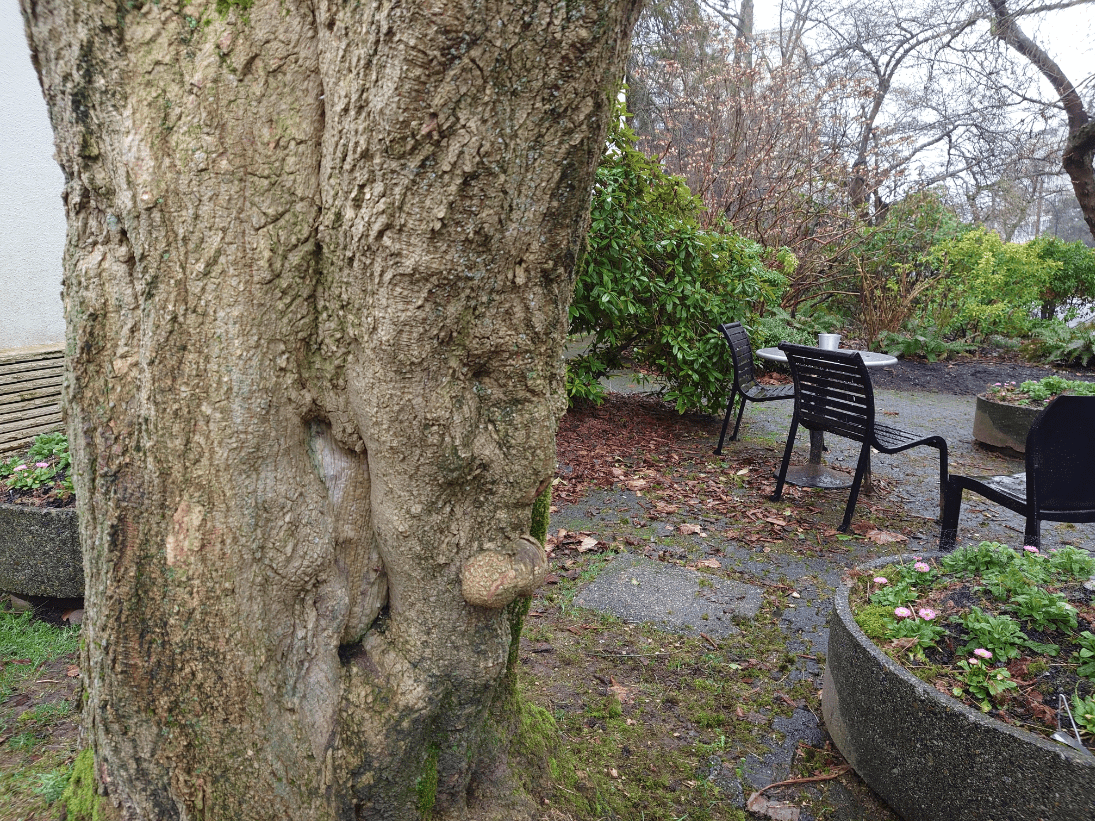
<box><xmin>0</xmin><ymin>0</ymin><xmax>67</xmax><ymax>352</ymax></box>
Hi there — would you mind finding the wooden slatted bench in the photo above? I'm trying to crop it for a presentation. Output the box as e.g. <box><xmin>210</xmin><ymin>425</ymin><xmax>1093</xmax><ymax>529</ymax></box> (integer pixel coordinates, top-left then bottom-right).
<box><xmin>0</xmin><ymin>345</ymin><xmax>64</xmax><ymax>455</ymax></box>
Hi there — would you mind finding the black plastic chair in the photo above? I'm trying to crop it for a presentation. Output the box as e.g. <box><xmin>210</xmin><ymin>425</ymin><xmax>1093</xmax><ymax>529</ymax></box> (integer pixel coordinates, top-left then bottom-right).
<box><xmin>939</xmin><ymin>395</ymin><xmax>1095</xmax><ymax>550</ymax></box>
<box><xmin>713</xmin><ymin>322</ymin><xmax>795</xmax><ymax>455</ymax></box>
<box><xmin>773</xmin><ymin>343</ymin><xmax>949</xmax><ymax>532</ymax></box>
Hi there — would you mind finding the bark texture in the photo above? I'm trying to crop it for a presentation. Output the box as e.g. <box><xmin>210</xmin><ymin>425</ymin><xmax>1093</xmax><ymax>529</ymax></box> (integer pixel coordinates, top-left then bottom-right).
<box><xmin>20</xmin><ymin>1</ymin><xmax>641</xmax><ymax>818</ymax></box>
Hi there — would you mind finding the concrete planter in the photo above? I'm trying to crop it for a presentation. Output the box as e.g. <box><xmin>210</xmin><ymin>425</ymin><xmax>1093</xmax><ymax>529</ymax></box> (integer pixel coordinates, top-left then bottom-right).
<box><xmin>823</xmin><ymin>556</ymin><xmax>1095</xmax><ymax>821</ymax></box>
<box><xmin>0</xmin><ymin>502</ymin><xmax>82</xmax><ymax>598</ymax></box>
<box><xmin>972</xmin><ymin>394</ymin><xmax>1042</xmax><ymax>454</ymax></box>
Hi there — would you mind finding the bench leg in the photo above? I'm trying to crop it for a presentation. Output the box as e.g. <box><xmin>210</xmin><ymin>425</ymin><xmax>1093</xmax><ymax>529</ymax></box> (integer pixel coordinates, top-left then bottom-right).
<box><xmin>714</xmin><ymin>392</ymin><xmax>736</xmax><ymax>455</ymax></box>
<box><xmin>1023</xmin><ymin>519</ymin><xmax>1041</xmax><ymax>550</ymax></box>
<box><xmin>772</xmin><ymin>417</ymin><xmax>798</xmax><ymax>502</ymax></box>
<box><xmin>729</xmin><ymin>394</ymin><xmax>748</xmax><ymax>442</ymax></box>
<box><xmin>839</xmin><ymin>440</ymin><xmax>872</xmax><ymax>532</ymax></box>
<box><xmin>938</xmin><ymin>480</ymin><xmax>962</xmax><ymax>551</ymax></box>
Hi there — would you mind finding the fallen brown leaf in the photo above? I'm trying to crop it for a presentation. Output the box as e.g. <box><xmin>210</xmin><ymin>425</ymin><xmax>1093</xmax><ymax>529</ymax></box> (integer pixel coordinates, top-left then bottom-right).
<box><xmin>865</xmin><ymin>530</ymin><xmax>908</xmax><ymax>545</ymax></box>
<box><xmin>577</xmin><ymin>537</ymin><xmax>599</xmax><ymax>553</ymax></box>
<box><xmin>745</xmin><ymin>793</ymin><xmax>800</xmax><ymax>821</ymax></box>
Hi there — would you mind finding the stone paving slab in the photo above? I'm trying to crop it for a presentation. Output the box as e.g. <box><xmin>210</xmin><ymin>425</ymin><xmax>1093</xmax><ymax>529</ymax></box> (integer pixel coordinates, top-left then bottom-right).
<box><xmin>573</xmin><ymin>553</ymin><xmax>763</xmax><ymax>637</ymax></box>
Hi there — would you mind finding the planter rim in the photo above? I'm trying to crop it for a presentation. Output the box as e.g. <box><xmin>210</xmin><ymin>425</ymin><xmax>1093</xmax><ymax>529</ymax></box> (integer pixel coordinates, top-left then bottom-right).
<box><xmin>836</xmin><ymin>553</ymin><xmax>1093</xmax><ymax>766</ymax></box>
<box><xmin>975</xmin><ymin>391</ymin><xmax>1048</xmax><ymax>410</ymax></box>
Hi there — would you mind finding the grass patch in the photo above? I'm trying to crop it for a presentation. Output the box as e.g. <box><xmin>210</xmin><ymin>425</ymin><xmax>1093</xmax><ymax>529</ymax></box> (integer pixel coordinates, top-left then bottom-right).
<box><xmin>0</xmin><ymin>607</ymin><xmax>80</xmax><ymax>702</ymax></box>
<box><xmin>0</xmin><ymin>603</ymin><xmax>82</xmax><ymax>819</ymax></box>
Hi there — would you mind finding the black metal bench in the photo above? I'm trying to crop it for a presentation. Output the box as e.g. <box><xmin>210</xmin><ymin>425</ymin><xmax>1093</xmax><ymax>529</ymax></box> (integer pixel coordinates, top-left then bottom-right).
<box><xmin>940</xmin><ymin>394</ymin><xmax>1095</xmax><ymax>550</ymax></box>
<box><xmin>773</xmin><ymin>343</ymin><xmax>949</xmax><ymax>532</ymax></box>
<box><xmin>713</xmin><ymin>322</ymin><xmax>795</xmax><ymax>455</ymax></box>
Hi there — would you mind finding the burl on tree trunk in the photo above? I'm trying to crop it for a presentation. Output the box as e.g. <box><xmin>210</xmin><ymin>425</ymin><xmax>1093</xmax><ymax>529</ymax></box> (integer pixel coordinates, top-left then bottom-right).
<box><xmin>20</xmin><ymin>1</ymin><xmax>640</xmax><ymax>818</ymax></box>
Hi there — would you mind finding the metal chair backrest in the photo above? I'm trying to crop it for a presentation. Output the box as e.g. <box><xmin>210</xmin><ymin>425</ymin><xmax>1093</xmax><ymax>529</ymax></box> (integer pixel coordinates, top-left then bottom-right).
<box><xmin>718</xmin><ymin>322</ymin><xmax>757</xmax><ymax>389</ymax></box>
<box><xmin>779</xmin><ymin>343</ymin><xmax>875</xmax><ymax>443</ymax></box>
<box><xmin>1026</xmin><ymin>395</ymin><xmax>1095</xmax><ymax>515</ymax></box>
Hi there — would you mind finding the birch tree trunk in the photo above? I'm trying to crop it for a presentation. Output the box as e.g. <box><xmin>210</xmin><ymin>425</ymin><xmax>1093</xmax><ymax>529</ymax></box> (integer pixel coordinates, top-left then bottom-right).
<box><xmin>20</xmin><ymin>1</ymin><xmax>640</xmax><ymax>818</ymax></box>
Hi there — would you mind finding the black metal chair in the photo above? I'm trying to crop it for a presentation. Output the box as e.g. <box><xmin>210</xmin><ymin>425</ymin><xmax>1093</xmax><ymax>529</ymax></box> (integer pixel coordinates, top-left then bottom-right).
<box><xmin>939</xmin><ymin>395</ymin><xmax>1095</xmax><ymax>550</ymax></box>
<box><xmin>713</xmin><ymin>322</ymin><xmax>795</xmax><ymax>455</ymax></box>
<box><xmin>773</xmin><ymin>343</ymin><xmax>949</xmax><ymax>533</ymax></box>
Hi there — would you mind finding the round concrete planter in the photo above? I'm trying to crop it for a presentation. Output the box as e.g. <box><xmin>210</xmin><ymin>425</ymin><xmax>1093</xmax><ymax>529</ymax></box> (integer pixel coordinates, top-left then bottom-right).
<box><xmin>823</xmin><ymin>556</ymin><xmax>1095</xmax><ymax>821</ymax></box>
<box><xmin>971</xmin><ymin>394</ymin><xmax>1042</xmax><ymax>453</ymax></box>
<box><xmin>0</xmin><ymin>502</ymin><xmax>82</xmax><ymax>598</ymax></box>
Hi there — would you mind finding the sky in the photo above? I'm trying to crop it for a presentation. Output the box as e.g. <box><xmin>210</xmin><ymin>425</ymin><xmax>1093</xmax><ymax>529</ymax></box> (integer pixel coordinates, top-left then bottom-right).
<box><xmin>754</xmin><ymin>0</ymin><xmax>1095</xmax><ymax>99</ymax></box>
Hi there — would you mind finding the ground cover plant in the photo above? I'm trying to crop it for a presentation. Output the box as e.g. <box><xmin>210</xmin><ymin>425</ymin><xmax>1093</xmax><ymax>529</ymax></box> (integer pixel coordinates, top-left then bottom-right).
<box><xmin>0</xmin><ymin>604</ymin><xmax>81</xmax><ymax>820</ymax></box>
<box><xmin>982</xmin><ymin>375</ymin><xmax>1095</xmax><ymax>407</ymax></box>
<box><xmin>0</xmin><ymin>433</ymin><xmax>73</xmax><ymax>508</ymax></box>
<box><xmin>850</xmin><ymin>542</ymin><xmax>1095</xmax><ymax>749</ymax></box>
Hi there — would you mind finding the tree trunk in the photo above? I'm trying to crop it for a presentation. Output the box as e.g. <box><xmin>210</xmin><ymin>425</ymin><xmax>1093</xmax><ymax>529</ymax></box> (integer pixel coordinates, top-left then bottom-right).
<box><xmin>20</xmin><ymin>1</ymin><xmax>640</xmax><ymax>819</ymax></box>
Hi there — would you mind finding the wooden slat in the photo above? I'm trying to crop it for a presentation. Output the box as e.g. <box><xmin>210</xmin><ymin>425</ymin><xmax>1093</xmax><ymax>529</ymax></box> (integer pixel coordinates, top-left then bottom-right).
<box><xmin>0</xmin><ymin>359</ymin><xmax>64</xmax><ymax>380</ymax></box>
<box><xmin>0</xmin><ymin>346</ymin><xmax>66</xmax><ymax>454</ymax></box>
<box><xmin>0</xmin><ymin>384</ymin><xmax>62</xmax><ymax>408</ymax></box>
<box><xmin>0</xmin><ymin>410</ymin><xmax>62</xmax><ymax>437</ymax></box>
<box><xmin>0</xmin><ymin>418</ymin><xmax>64</xmax><ymax>454</ymax></box>
<box><xmin>0</xmin><ymin>395</ymin><xmax>62</xmax><ymax>420</ymax></box>
<box><xmin>0</xmin><ymin>407</ymin><xmax>61</xmax><ymax>437</ymax></box>
<box><xmin>0</xmin><ymin>375</ymin><xmax>64</xmax><ymax>398</ymax></box>
<box><xmin>0</xmin><ymin>345</ymin><xmax>64</xmax><ymax>366</ymax></box>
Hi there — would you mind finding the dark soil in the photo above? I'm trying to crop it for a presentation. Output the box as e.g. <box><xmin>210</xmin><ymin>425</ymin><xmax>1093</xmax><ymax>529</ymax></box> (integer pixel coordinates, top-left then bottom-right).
<box><xmin>851</xmin><ymin>352</ymin><xmax>1095</xmax><ymax>397</ymax></box>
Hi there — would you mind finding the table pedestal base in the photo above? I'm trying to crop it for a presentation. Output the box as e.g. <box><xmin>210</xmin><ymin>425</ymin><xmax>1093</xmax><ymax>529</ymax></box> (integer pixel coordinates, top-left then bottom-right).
<box><xmin>784</xmin><ymin>464</ymin><xmax>853</xmax><ymax>489</ymax></box>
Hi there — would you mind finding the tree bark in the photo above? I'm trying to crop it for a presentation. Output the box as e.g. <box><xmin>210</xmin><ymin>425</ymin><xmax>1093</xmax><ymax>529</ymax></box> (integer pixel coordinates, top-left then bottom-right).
<box><xmin>989</xmin><ymin>0</ymin><xmax>1095</xmax><ymax>243</ymax></box>
<box><xmin>20</xmin><ymin>1</ymin><xmax>640</xmax><ymax>819</ymax></box>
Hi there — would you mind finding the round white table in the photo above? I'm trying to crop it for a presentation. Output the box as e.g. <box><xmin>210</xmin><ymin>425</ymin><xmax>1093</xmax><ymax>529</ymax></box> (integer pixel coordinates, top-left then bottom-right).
<box><xmin>755</xmin><ymin>347</ymin><xmax>898</xmax><ymax>489</ymax></box>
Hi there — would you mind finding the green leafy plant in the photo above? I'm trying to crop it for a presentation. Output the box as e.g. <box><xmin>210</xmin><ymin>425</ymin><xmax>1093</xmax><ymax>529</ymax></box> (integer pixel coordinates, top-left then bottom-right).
<box><xmin>1048</xmin><ymin>545</ymin><xmax>1095</xmax><ymax>578</ymax></box>
<box><xmin>0</xmin><ymin>432</ymin><xmax>73</xmax><ymax>498</ymax></box>
<box><xmin>1028</xmin><ymin>236</ymin><xmax>1095</xmax><ymax>322</ymax></box>
<box><xmin>1074</xmin><ymin>631</ymin><xmax>1095</xmax><ymax>680</ymax></box>
<box><xmin>1009</xmin><ymin>588</ymin><xmax>1078</xmax><ymax>632</ymax></box>
<box><xmin>887</xmin><ymin>614</ymin><xmax>947</xmax><ymax>659</ymax></box>
<box><xmin>854</xmin><ymin>543</ymin><xmax>1094</xmax><ymax>745</ymax></box>
<box><xmin>569</xmin><ymin>96</ymin><xmax>786</xmax><ymax>413</ymax></box>
<box><xmin>956</xmin><ymin>606</ymin><xmax>1025</xmax><ymax>661</ymax></box>
<box><xmin>868</xmin><ymin>579</ymin><xmax>918</xmax><ymax>609</ymax></box>
<box><xmin>1029</xmin><ymin>320</ymin><xmax>1095</xmax><ymax>367</ymax></box>
<box><xmin>941</xmin><ymin>541</ymin><xmax>1017</xmax><ymax>576</ymax></box>
<box><xmin>952</xmin><ymin>656</ymin><xmax>1019</xmax><ymax>712</ymax></box>
<box><xmin>983</xmin><ymin>375</ymin><xmax>1095</xmax><ymax>407</ymax></box>
<box><xmin>878</xmin><ymin>325</ymin><xmax>971</xmax><ymax>362</ymax></box>
<box><xmin>931</xmin><ymin>227</ymin><xmax>1048</xmax><ymax>339</ymax></box>
<box><xmin>1073</xmin><ymin>693</ymin><xmax>1095</xmax><ymax>736</ymax></box>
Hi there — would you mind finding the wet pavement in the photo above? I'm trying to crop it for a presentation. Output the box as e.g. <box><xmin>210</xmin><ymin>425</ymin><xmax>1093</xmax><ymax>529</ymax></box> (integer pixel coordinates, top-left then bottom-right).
<box><xmin>549</xmin><ymin>373</ymin><xmax>1094</xmax><ymax>819</ymax></box>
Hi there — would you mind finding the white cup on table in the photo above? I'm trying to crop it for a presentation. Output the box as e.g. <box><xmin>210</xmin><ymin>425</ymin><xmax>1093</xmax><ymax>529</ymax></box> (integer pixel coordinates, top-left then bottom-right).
<box><xmin>818</xmin><ymin>333</ymin><xmax>841</xmax><ymax>350</ymax></box>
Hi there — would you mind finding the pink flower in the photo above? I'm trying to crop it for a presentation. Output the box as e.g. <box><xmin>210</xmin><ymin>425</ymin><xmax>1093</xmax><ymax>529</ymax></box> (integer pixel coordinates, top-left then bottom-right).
<box><xmin>1022</xmin><ymin>545</ymin><xmax>1039</xmax><ymax>554</ymax></box>
<box><xmin>894</xmin><ymin>607</ymin><xmax>913</xmax><ymax>619</ymax></box>
<box><xmin>974</xmin><ymin>648</ymin><xmax>993</xmax><ymax>660</ymax></box>
<box><xmin>873</xmin><ymin>576</ymin><xmax>888</xmax><ymax>585</ymax></box>
<box><xmin>914</xmin><ymin>561</ymin><xmax>931</xmax><ymax>572</ymax></box>
<box><xmin>918</xmin><ymin>608</ymin><xmax>937</xmax><ymax>621</ymax></box>
<box><xmin>12</xmin><ymin>464</ymin><xmax>27</xmax><ymax>472</ymax></box>
<box><xmin>35</xmin><ymin>462</ymin><xmax>49</xmax><ymax>468</ymax></box>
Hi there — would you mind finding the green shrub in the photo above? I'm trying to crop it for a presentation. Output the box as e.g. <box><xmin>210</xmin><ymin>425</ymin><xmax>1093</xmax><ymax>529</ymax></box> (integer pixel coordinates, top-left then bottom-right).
<box><xmin>930</xmin><ymin>228</ymin><xmax>1048</xmax><ymax>339</ymax></box>
<box><xmin>878</xmin><ymin>325</ymin><xmax>971</xmax><ymax>361</ymax></box>
<box><xmin>1028</xmin><ymin>320</ymin><xmax>1095</xmax><ymax>367</ymax></box>
<box><xmin>569</xmin><ymin>99</ymin><xmax>786</xmax><ymax>414</ymax></box>
<box><xmin>1028</xmin><ymin>236</ymin><xmax>1095</xmax><ymax>321</ymax></box>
